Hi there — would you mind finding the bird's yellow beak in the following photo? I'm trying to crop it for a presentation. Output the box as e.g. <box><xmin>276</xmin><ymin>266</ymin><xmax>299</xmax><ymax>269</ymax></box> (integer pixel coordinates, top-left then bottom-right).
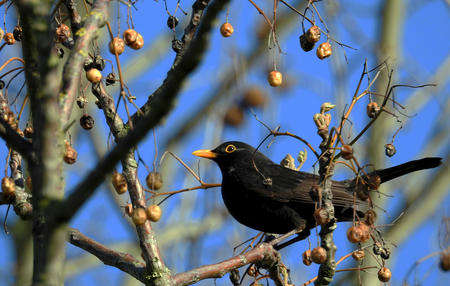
<box><xmin>192</xmin><ymin>149</ymin><xmax>217</xmax><ymax>159</ymax></box>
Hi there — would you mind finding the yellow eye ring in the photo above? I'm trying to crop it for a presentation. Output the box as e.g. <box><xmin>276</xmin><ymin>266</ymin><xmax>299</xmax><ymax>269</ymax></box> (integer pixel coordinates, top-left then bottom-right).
<box><xmin>225</xmin><ymin>144</ymin><xmax>236</xmax><ymax>153</ymax></box>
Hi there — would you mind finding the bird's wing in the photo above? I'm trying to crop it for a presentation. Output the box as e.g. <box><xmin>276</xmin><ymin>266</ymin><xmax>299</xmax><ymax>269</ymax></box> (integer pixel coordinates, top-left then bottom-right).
<box><xmin>248</xmin><ymin>162</ymin><xmax>364</xmax><ymax>208</ymax></box>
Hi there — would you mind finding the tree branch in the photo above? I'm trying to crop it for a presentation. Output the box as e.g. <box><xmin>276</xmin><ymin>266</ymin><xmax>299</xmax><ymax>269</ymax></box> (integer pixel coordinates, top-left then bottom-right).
<box><xmin>67</xmin><ymin>228</ymin><xmax>147</xmax><ymax>283</ymax></box>
<box><xmin>172</xmin><ymin>243</ymin><xmax>280</xmax><ymax>286</ymax></box>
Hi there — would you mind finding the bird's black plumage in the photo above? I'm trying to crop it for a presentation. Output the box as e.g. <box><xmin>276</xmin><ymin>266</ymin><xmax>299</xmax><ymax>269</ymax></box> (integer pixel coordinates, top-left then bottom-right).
<box><xmin>193</xmin><ymin>141</ymin><xmax>442</xmax><ymax>236</ymax></box>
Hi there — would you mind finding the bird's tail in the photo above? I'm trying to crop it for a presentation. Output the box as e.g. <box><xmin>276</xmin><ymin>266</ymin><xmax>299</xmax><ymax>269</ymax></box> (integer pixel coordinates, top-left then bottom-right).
<box><xmin>374</xmin><ymin>157</ymin><xmax>442</xmax><ymax>183</ymax></box>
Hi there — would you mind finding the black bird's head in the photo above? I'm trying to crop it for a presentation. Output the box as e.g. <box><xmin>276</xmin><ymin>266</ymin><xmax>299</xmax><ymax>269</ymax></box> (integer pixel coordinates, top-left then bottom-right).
<box><xmin>192</xmin><ymin>141</ymin><xmax>265</xmax><ymax>172</ymax></box>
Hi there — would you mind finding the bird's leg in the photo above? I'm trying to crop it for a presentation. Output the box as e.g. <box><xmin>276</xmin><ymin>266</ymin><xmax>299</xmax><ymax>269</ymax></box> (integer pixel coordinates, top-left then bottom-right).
<box><xmin>268</xmin><ymin>222</ymin><xmax>307</xmax><ymax>249</ymax></box>
<box><xmin>273</xmin><ymin>229</ymin><xmax>311</xmax><ymax>250</ymax></box>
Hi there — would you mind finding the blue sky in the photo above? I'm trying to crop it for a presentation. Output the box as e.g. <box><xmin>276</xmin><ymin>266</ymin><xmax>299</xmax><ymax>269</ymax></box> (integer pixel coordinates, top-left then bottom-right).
<box><xmin>0</xmin><ymin>0</ymin><xmax>449</xmax><ymax>285</ymax></box>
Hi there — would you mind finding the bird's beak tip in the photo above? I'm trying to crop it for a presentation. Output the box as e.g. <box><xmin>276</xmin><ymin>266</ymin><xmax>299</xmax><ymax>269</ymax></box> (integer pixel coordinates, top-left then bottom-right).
<box><xmin>192</xmin><ymin>149</ymin><xmax>217</xmax><ymax>159</ymax></box>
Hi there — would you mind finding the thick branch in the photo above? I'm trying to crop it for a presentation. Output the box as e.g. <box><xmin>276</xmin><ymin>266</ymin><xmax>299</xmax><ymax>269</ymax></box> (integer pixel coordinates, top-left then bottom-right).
<box><xmin>67</xmin><ymin>228</ymin><xmax>147</xmax><ymax>283</ymax></box>
<box><xmin>172</xmin><ymin>243</ymin><xmax>280</xmax><ymax>286</ymax></box>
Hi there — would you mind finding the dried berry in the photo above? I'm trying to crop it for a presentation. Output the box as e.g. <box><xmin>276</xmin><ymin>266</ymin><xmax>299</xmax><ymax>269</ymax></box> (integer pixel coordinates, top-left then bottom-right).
<box><xmin>109</xmin><ymin>37</ymin><xmax>125</xmax><ymax>55</ymax></box>
<box><xmin>384</xmin><ymin>143</ymin><xmax>396</xmax><ymax>157</ymax></box>
<box><xmin>224</xmin><ymin>105</ymin><xmax>244</xmax><ymax>127</ymax></box>
<box><xmin>124</xmin><ymin>204</ymin><xmax>133</xmax><ymax>217</ymax></box>
<box><xmin>22</xmin><ymin>126</ymin><xmax>32</xmax><ymax>139</ymax></box>
<box><xmin>347</xmin><ymin>222</ymin><xmax>371</xmax><ymax>243</ymax></box>
<box><xmin>13</xmin><ymin>26</ymin><xmax>22</xmax><ymax>41</ymax></box>
<box><xmin>314</xmin><ymin>208</ymin><xmax>329</xmax><ymax>225</ymax></box>
<box><xmin>86</xmin><ymin>68</ymin><xmax>102</xmax><ymax>84</ymax></box>
<box><xmin>146</xmin><ymin>205</ymin><xmax>162</xmax><ymax>222</ymax></box>
<box><xmin>302</xmin><ymin>249</ymin><xmax>312</xmax><ymax>266</ymax></box>
<box><xmin>341</xmin><ymin>144</ymin><xmax>353</xmax><ymax>160</ymax></box>
<box><xmin>306</xmin><ymin>26</ymin><xmax>321</xmax><ymax>43</ymax></box>
<box><xmin>377</xmin><ymin>267</ymin><xmax>391</xmax><ymax>282</ymax></box>
<box><xmin>130</xmin><ymin>33</ymin><xmax>144</xmax><ymax>50</ymax></box>
<box><xmin>167</xmin><ymin>16</ymin><xmax>179</xmax><ymax>29</ymax></box>
<box><xmin>63</xmin><ymin>140</ymin><xmax>77</xmax><ymax>164</ymax></box>
<box><xmin>268</xmin><ymin>70</ymin><xmax>283</xmax><ymax>87</ymax></box>
<box><xmin>92</xmin><ymin>55</ymin><xmax>106</xmax><ymax>71</ymax></box>
<box><xmin>440</xmin><ymin>251</ymin><xmax>450</xmax><ymax>271</ymax></box>
<box><xmin>112</xmin><ymin>171</ymin><xmax>127</xmax><ymax>194</ymax></box>
<box><xmin>123</xmin><ymin>29</ymin><xmax>138</xmax><ymax>45</ymax></box>
<box><xmin>352</xmin><ymin>250</ymin><xmax>365</xmax><ymax>261</ymax></box>
<box><xmin>105</xmin><ymin>73</ymin><xmax>116</xmax><ymax>86</ymax></box>
<box><xmin>247</xmin><ymin>265</ymin><xmax>257</xmax><ymax>277</ymax></box>
<box><xmin>56</xmin><ymin>24</ymin><xmax>71</xmax><ymax>43</ymax></box>
<box><xmin>299</xmin><ymin>34</ymin><xmax>315</xmax><ymax>52</ymax></box>
<box><xmin>3</xmin><ymin>33</ymin><xmax>15</xmax><ymax>45</ymax></box>
<box><xmin>316</xmin><ymin>42</ymin><xmax>332</xmax><ymax>59</ymax></box>
<box><xmin>366</xmin><ymin>102</ymin><xmax>379</xmax><ymax>118</ymax></box>
<box><xmin>373</xmin><ymin>242</ymin><xmax>382</xmax><ymax>255</ymax></box>
<box><xmin>220</xmin><ymin>22</ymin><xmax>234</xmax><ymax>37</ymax></box>
<box><xmin>76</xmin><ymin>96</ymin><xmax>88</xmax><ymax>109</ymax></box>
<box><xmin>242</xmin><ymin>86</ymin><xmax>266</xmax><ymax>107</ymax></box>
<box><xmin>311</xmin><ymin>247</ymin><xmax>327</xmax><ymax>264</ymax></box>
<box><xmin>80</xmin><ymin>114</ymin><xmax>95</xmax><ymax>130</ymax></box>
<box><xmin>367</xmin><ymin>175</ymin><xmax>381</xmax><ymax>190</ymax></box>
<box><xmin>83</xmin><ymin>58</ymin><xmax>94</xmax><ymax>71</ymax></box>
<box><xmin>380</xmin><ymin>247</ymin><xmax>391</xmax><ymax>260</ymax></box>
<box><xmin>364</xmin><ymin>209</ymin><xmax>377</xmax><ymax>226</ymax></box>
<box><xmin>146</xmin><ymin>172</ymin><xmax>163</xmax><ymax>190</ymax></box>
<box><xmin>1</xmin><ymin>177</ymin><xmax>15</xmax><ymax>197</ymax></box>
<box><xmin>132</xmin><ymin>207</ymin><xmax>147</xmax><ymax>225</ymax></box>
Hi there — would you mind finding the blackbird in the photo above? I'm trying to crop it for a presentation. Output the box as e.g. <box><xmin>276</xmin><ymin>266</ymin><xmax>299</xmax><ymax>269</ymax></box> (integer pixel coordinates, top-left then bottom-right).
<box><xmin>193</xmin><ymin>141</ymin><xmax>442</xmax><ymax>238</ymax></box>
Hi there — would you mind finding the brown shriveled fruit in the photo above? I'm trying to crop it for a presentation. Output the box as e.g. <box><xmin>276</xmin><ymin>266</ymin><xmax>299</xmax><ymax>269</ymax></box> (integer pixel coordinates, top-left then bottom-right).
<box><xmin>311</xmin><ymin>247</ymin><xmax>327</xmax><ymax>264</ymax></box>
<box><xmin>368</xmin><ymin>175</ymin><xmax>381</xmax><ymax>190</ymax></box>
<box><xmin>341</xmin><ymin>144</ymin><xmax>353</xmax><ymax>160</ymax></box>
<box><xmin>347</xmin><ymin>222</ymin><xmax>371</xmax><ymax>243</ymax></box>
<box><xmin>220</xmin><ymin>22</ymin><xmax>234</xmax><ymax>37</ymax></box>
<box><xmin>56</xmin><ymin>24</ymin><xmax>70</xmax><ymax>43</ymax></box>
<box><xmin>384</xmin><ymin>143</ymin><xmax>396</xmax><ymax>157</ymax></box>
<box><xmin>314</xmin><ymin>208</ymin><xmax>329</xmax><ymax>225</ymax></box>
<box><xmin>63</xmin><ymin>141</ymin><xmax>77</xmax><ymax>164</ymax></box>
<box><xmin>224</xmin><ymin>105</ymin><xmax>244</xmax><ymax>127</ymax></box>
<box><xmin>86</xmin><ymin>68</ymin><xmax>102</xmax><ymax>83</ymax></box>
<box><xmin>316</xmin><ymin>42</ymin><xmax>332</xmax><ymax>59</ymax></box>
<box><xmin>146</xmin><ymin>205</ymin><xmax>162</xmax><ymax>222</ymax></box>
<box><xmin>242</xmin><ymin>86</ymin><xmax>266</xmax><ymax>107</ymax></box>
<box><xmin>124</xmin><ymin>204</ymin><xmax>133</xmax><ymax>217</ymax></box>
<box><xmin>130</xmin><ymin>33</ymin><xmax>144</xmax><ymax>50</ymax></box>
<box><xmin>80</xmin><ymin>114</ymin><xmax>95</xmax><ymax>130</ymax></box>
<box><xmin>364</xmin><ymin>209</ymin><xmax>377</xmax><ymax>226</ymax></box>
<box><xmin>132</xmin><ymin>208</ymin><xmax>147</xmax><ymax>225</ymax></box>
<box><xmin>299</xmin><ymin>34</ymin><xmax>315</xmax><ymax>52</ymax></box>
<box><xmin>111</xmin><ymin>172</ymin><xmax>127</xmax><ymax>194</ymax></box>
<box><xmin>24</xmin><ymin>126</ymin><xmax>33</xmax><ymax>138</ymax></box>
<box><xmin>302</xmin><ymin>249</ymin><xmax>312</xmax><ymax>266</ymax></box>
<box><xmin>352</xmin><ymin>250</ymin><xmax>365</xmax><ymax>261</ymax></box>
<box><xmin>3</xmin><ymin>32</ymin><xmax>15</xmax><ymax>45</ymax></box>
<box><xmin>377</xmin><ymin>267</ymin><xmax>391</xmax><ymax>282</ymax></box>
<box><xmin>267</xmin><ymin>70</ymin><xmax>283</xmax><ymax>87</ymax></box>
<box><xmin>366</xmin><ymin>102</ymin><xmax>379</xmax><ymax>118</ymax></box>
<box><xmin>109</xmin><ymin>37</ymin><xmax>125</xmax><ymax>55</ymax></box>
<box><xmin>247</xmin><ymin>265</ymin><xmax>257</xmax><ymax>277</ymax></box>
<box><xmin>440</xmin><ymin>251</ymin><xmax>450</xmax><ymax>271</ymax></box>
<box><xmin>146</xmin><ymin>172</ymin><xmax>163</xmax><ymax>190</ymax></box>
<box><xmin>123</xmin><ymin>29</ymin><xmax>138</xmax><ymax>45</ymax></box>
<box><xmin>1</xmin><ymin>177</ymin><xmax>15</xmax><ymax>197</ymax></box>
<box><xmin>306</xmin><ymin>26</ymin><xmax>321</xmax><ymax>43</ymax></box>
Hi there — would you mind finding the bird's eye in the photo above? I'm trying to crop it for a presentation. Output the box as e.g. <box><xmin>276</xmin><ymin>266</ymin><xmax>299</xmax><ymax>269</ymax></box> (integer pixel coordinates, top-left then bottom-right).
<box><xmin>225</xmin><ymin>144</ymin><xmax>236</xmax><ymax>153</ymax></box>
